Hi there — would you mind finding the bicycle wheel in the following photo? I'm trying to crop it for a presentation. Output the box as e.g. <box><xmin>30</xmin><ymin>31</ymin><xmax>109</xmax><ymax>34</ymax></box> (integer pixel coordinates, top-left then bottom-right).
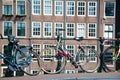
<box><xmin>40</xmin><ymin>47</ymin><xmax>66</xmax><ymax>74</ymax></box>
<box><xmin>76</xmin><ymin>46</ymin><xmax>100</xmax><ymax>73</ymax></box>
<box><xmin>103</xmin><ymin>46</ymin><xmax>116</xmax><ymax>72</ymax></box>
<box><xmin>15</xmin><ymin>46</ymin><xmax>41</xmax><ymax>76</ymax></box>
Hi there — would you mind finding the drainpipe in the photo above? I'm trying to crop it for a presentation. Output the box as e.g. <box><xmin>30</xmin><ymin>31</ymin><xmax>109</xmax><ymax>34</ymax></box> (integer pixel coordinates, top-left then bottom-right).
<box><xmin>63</xmin><ymin>0</ymin><xmax>66</xmax><ymax>47</ymax></box>
<box><xmin>28</xmin><ymin>0</ymin><xmax>32</xmax><ymax>46</ymax></box>
<box><xmin>97</xmin><ymin>0</ymin><xmax>100</xmax><ymax>53</ymax></box>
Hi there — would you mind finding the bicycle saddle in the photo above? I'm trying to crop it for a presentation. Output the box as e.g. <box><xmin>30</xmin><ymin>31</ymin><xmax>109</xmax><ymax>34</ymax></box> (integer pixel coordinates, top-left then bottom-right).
<box><xmin>75</xmin><ymin>37</ymin><xmax>84</xmax><ymax>41</ymax></box>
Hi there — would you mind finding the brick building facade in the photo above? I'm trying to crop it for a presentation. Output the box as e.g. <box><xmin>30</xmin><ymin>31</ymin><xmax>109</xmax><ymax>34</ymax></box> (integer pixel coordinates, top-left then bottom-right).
<box><xmin>0</xmin><ymin>0</ymin><xmax>116</xmax><ymax>77</ymax></box>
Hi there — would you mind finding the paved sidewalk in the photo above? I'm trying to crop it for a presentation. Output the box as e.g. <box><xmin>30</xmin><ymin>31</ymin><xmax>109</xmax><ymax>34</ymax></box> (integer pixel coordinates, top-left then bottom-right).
<box><xmin>0</xmin><ymin>72</ymin><xmax>120</xmax><ymax>80</ymax></box>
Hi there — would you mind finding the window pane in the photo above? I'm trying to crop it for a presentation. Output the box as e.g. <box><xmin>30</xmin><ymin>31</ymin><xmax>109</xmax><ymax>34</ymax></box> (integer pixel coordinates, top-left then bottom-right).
<box><xmin>33</xmin><ymin>0</ymin><xmax>41</xmax><ymax>14</ymax></box>
<box><xmin>88</xmin><ymin>2</ymin><xmax>96</xmax><ymax>16</ymax></box>
<box><xmin>105</xmin><ymin>2</ymin><xmax>115</xmax><ymax>17</ymax></box>
<box><xmin>55</xmin><ymin>1</ymin><xmax>63</xmax><ymax>15</ymax></box>
<box><xmin>78</xmin><ymin>1</ymin><xmax>86</xmax><ymax>16</ymax></box>
<box><xmin>67</xmin><ymin>1</ymin><xmax>75</xmax><ymax>15</ymax></box>
<box><xmin>88</xmin><ymin>24</ymin><xmax>96</xmax><ymax>38</ymax></box>
<box><xmin>44</xmin><ymin>0</ymin><xmax>52</xmax><ymax>15</ymax></box>
<box><xmin>77</xmin><ymin>23</ymin><xmax>86</xmax><ymax>37</ymax></box>
<box><xmin>104</xmin><ymin>24</ymin><xmax>114</xmax><ymax>38</ymax></box>
<box><xmin>4</xmin><ymin>5</ymin><xmax>12</xmax><ymax>15</ymax></box>
<box><xmin>44</xmin><ymin>22</ymin><xmax>52</xmax><ymax>37</ymax></box>
<box><xmin>66</xmin><ymin>23</ymin><xmax>74</xmax><ymax>37</ymax></box>
<box><xmin>4</xmin><ymin>22</ymin><xmax>12</xmax><ymax>36</ymax></box>
<box><xmin>17</xmin><ymin>22</ymin><xmax>25</xmax><ymax>36</ymax></box>
<box><xmin>32</xmin><ymin>22</ymin><xmax>41</xmax><ymax>37</ymax></box>
<box><xmin>55</xmin><ymin>23</ymin><xmax>63</xmax><ymax>37</ymax></box>
<box><xmin>17</xmin><ymin>1</ymin><xmax>26</xmax><ymax>15</ymax></box>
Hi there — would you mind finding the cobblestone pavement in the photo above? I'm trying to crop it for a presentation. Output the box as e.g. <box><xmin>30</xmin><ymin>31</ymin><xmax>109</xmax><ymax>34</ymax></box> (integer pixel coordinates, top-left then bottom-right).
<box><xmin>0</xmin><ymin>72</ymin><xmax>120</xmax><ymax>80</ymax></box>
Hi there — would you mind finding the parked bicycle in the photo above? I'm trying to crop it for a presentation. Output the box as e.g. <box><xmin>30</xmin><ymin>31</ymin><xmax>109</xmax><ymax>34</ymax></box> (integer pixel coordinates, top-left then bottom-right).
<box><xmin>40</xmin><ymin>29</ymin><xmax>100</xmax><ymax>74</ymax></box>
<box><xmin>103</xmin><ymin>33</ymin><xmax>120</xmax><ymax>72</ymax></box>
<box><xmin>0</xmin><ymin>34</ymin><xmax>41</xmax><ymax>76</ymax></box>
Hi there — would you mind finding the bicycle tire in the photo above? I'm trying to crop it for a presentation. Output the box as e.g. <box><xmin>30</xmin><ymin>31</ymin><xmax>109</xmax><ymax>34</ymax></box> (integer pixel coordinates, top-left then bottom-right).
<box><xmin>76</xmin><ymin>46</ymin><xmax>100</xmax><ymax>73</ymax></box>
<box><xmin>15</xmin><ymin>46</ymin><xmax>41</xmax><ymax>76</ymax></box>
<box><xmin>40</xmin><ymin>47</ymin><xmax>66</xmax><ymax>74</ymax></box>
<box><xmin>103</xmin><ymin>46</ymin><xmax>116</xmax><ymax>72</ymax></box>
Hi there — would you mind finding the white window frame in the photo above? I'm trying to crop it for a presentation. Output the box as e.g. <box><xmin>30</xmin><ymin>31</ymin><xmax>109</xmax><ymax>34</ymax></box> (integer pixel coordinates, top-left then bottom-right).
<box><xmin>77</xmin><ymin>23</ymin><xmax>86</xmax><ymax>38</ymax></box>
<box><xmin>66</xmin><ymin>23</ymin><xmax>75</xmax><ymax>38</ymax></box>
<box><xmin>77</xmin><ymin>1</ymin><xmax>86</xmax><ymax>16</ymax></box>
<box><xmin>16</xmin><ymin>0</ymin><xmax>26</xmax><ymax>15</ymax></box>
<box><xmin>32</xmin><ymin>0</ymin><xmax>41</xmax><ymax>15</ymax></box>
<box><xmin>54</xmin><ymin>22</ymin><xmax>63</xmax><ymax>37</ymax></box>
<box><xmin>43</xmin><ymin>0</ymin><xmax>52</xmax><ymax>15</ymax></box>
<box><xmin>66</xmin><ymin>1</ymin><xmax>75</xmax><ymax>16</ymax></box>
<box><xmin>43</xmin><ymin>22</ymin><xmax>52</xmax><ymax>38</ymax></box>
<box><xmin>55</xmin><ymin>1</ymin><xmax>63</xmax><ymax>16</ymax></box>
<box><xmin>1</xmin><ymin>66</ymin><xmax>8</xmax><ymax>77</ymax></box>
<box><xmin>88</xmin><ymin>23</ymin><xmax>97</xmax><ymax>38</ymax></box>
<box><xmin>104</xmin><ymin>2</ymin><xmax>115</xmax><ymax>18</ymax></box>
<box><xmin>88</xmin><ymin>1</ymin><xmax>97</xmax><ymax>17</ymax></box>
<box><xmin>32</xmin><ymin>22</ymin><xmax>41</xmax><ymax>38</ymax></box>
<box><xmin>16</xmin><ymin>21</ymin><xmax>26</xmax><ymax>38</ymax></box>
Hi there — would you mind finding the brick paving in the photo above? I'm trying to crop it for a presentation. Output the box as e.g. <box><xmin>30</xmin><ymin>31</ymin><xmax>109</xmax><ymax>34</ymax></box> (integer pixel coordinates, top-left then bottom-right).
<box><xmin>0</xmin><ymin>72</ymin><xmax>120</xmax><ymax>80</ymax></box>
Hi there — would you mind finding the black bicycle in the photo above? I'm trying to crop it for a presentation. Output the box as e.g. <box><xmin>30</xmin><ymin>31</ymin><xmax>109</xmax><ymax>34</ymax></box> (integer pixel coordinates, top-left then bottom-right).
<box><xmin>0</xmin><ymin>34</ymin><xmax>41</xmax><ymax>76</ymax></box>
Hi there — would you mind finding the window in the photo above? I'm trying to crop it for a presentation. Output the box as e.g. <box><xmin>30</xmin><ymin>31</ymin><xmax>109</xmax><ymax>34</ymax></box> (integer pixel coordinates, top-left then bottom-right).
<box><xmin>88</xmin><ymin>45</ymin><xmax>97</xmax><ymax>62</ymax></box>
<box><xmin>88</xmin><ymin>23</ymin><xmax>96</xmax><ymax>38</ymax></box>
<box><xmin>16</xmin><ymin>0</ymin><xmax>26</xmax><ymax>15</ymax></box>
<box><xmin>77</xmin><ymin>23</ymin><xmax>86</xmax><ymax>38</ymax></box>
<box><xmin>43</xmin><ymin>22</ymin><xmax>52</xmax><ymax>37</ymax></box>
<box><xmin>54</xmin><ymin>22</ymin><xmax>63</xmax><ymax>37</ymax></box>
<box><xmin>32</xmin><ymin>44</ymin><xmax>41</xmax><ymax>52</ymax></box>
<box><xmin>77</xmin><ymin>1</ymin><xmax>86</xmax><ymax>16</ymax></box>
<box><xmin>32</xmin><ymin>0</ymin><xmax>41</xmax><ymax>15</ymax></box>
<box><xmin>16</xmin><ymin>22</ymin><xmax>26</xmax><ymax>37</ymax></box>
<box><xmin>43</xmin><ymin>44</ymin><xmax>54</xmax><ymax>60</ymax></box>
<box><xmin>104</xmin><ymin>24</ymin><xmax>114</xmax><ymax>39</ymax></box>
<box><xmin>105</xmin><ymin>2</ymin><xmax>115</xmax><ymax>18</ymax></box>
<box><xmin>66</xmin><ymin>45</ymin><xmax>75</xmax><ymax>60</ymax></box>
<box><xmin>65</xmin><ymin>70</ymin><xmax>75</xmax><ymax>74</ymax></box>
<box><xmin>104</xmin><ymin>24</ymin><xmax>114</xmax><ymax>45</ymax></box>
<box><xmin>32</xmin><ymin>44</ymin><xmax>41</xmax><ymax>60</ymax></box>
<box><xmin>1</xmin><ymin>66</ymin><xmax>8</xmax><ymax>77</ymax></box>
<box><xmin>66</xmin><ymin>1</ymin><xmax>75</xmax><ymax>16</ymax></box>
<box><xmin>32</xmin><ymin>22</ymin><xmax>41</xmax><ymax>37</ymax></box>
<box><xmin>44</xmin><ymin>0</ymin><xmax>52</xmax><ymax>15</ymax></box>
<box><xmin>3</xmin><ymin>21</ymin><xmax>12</xmax><ymax>37</ymax></box>
<box><xmin>55</xmin><ymin>1</ymin><xmax>63</xmax><ymax>16</ymax></box>
<box><xmin>66</xmin><ymin>23</ymin><xmax>75</xmax><ymax>38</ymax></box>
<box><xmin>88</xmin><ymin>1</ymin><xmax>97</xmax><ymax>16</ymax></box>
<box><xmin>3</xmin><ymin>5</ymin><xmax>12</xmax><ymax>15</ymax></box>
<box><xmin>77</xmin><ymin>45</ymin><xmax>97</xmax><ymax>62</ymax></box>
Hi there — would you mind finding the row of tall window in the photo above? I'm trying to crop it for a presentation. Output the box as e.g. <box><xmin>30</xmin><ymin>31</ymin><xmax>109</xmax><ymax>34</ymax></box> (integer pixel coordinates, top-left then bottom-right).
<box><xmin>3</xmin><ymin>21</ymin><xmax>114</xmax><ymax>39</ymax></box>
<box><xmin>3</xmin><ymin>0</ymin><xmax>115</xmax><ymax>17</ymax></box>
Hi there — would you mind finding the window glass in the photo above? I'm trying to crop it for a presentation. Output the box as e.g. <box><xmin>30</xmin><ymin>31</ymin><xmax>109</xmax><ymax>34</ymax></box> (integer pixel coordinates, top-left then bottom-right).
<box><xmin>44</xmin><ymin>22</ymin><xmax>52</xmax><ymax>37</ymax></box>
<box><xmin>17</xmin><ymin>0</ymin><xmax>26</xmax><ymax>15</ymax></box>
<box><xmin>105</xmin><ymin>2</ymin><xmax>115</xmax><ymax>17</ymax></box>
<box><xmin>66</xmin><ymin>1</ymin><xmax>75</xmax><ymax>16</ymax></box>
<box><xmin>17</xmin><ymin>22</ymin><xmax>26</xmax><ymax>37</ymax></box>
<box><xmin>78</xmin><ymin>1</ymin><xmax>86</xmax><ymax>16</ymax></box>
<box><xmin>4</xmin><ymin>22</ymin><xmax>12</xmax><ymax>36</ymax></box>
<box><xmin>4</xmin><ymin>5</ymin><xmax>12</xmax><ymax>15</ymax></box>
